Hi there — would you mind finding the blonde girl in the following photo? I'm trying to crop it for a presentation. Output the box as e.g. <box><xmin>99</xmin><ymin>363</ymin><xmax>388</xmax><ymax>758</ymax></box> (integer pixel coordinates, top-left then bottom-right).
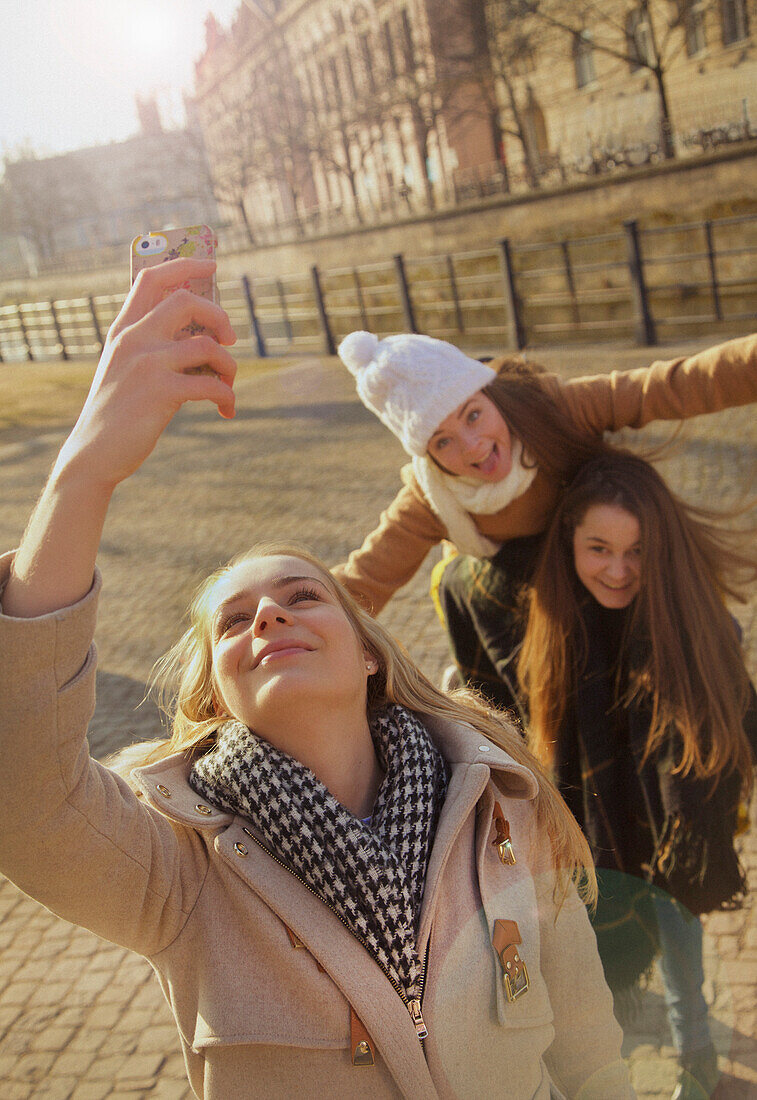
<box><xmin>0</xmin><ymin>260</ymin><xmax>634</xmax><ymax>1099</ymax></box>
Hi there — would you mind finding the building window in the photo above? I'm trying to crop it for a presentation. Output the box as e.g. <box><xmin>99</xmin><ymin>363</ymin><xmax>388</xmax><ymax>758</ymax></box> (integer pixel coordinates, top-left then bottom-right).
<box><xmin>399</xmin><ymin>9</ymin><xmax>415</xmax><ymax>71</ymax></box>
<box><xmin>572</xmin><ymin>30</ymin><xmax>596</xmax><ymax>88</ymax></box>
<box><xmin>685</xmin><ymin>2</ymin><xmax>707</xmax><ymax>55</ymax></box>
<box><xmin>329</xmin><ymin>57</ymin><xmax>343</xmax><ymax>106</ymax></box>
<box><xmin>626</xmin><ymin>9</ymin><xmax>655</xmax><ymax>70</ymax></box>
<box><xmin>318</xmin><ymin>63</ymin><xmax>333</xmax><ymax>108</ymax></box>
<box><xmin>303</xmin><ymin>64</ymin><xmax>318</xmax><ymax>108</ymax></box>
<box><xmin>342</xmin><ymin>49</ymin><xmax>357</xmax><ymax>98</ymax></box>
<box><xmin>360</xmin><ymin>32</ymin><xmax>376</xmax><ymax>92</ymax></box>
<box><xmin>383</xmin><ymin>21</ymin><xmax>397</xmax><ymax>78</ymax></box>
<box><xmin>721</xmin><ymin>0</ymin><xmax>749</xmax><ymax>45</ymax></box>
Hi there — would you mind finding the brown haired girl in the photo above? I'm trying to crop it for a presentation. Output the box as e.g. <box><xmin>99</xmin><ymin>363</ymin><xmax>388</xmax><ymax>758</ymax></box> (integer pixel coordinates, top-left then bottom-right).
<box><xmin>517</xmin><ymin>451</ymin><xmax>757</xmax><ymax>1100</ymax></box>
<box><xmin>0</xmin><ymin>260</ymin><xmax>634</xmax><ymax>1099</ymax></box>
<box><xmin>336</xmin><ymin>330</ymin><xmax>757</xmax><ymax>711</ymax></box>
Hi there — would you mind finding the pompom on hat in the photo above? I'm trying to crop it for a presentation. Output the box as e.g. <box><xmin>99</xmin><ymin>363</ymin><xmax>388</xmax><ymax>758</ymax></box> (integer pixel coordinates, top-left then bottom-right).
<box><xmin>338</xmin><ymin>331</ymin><xmax>496</xmax><ymax>456</ymax></box>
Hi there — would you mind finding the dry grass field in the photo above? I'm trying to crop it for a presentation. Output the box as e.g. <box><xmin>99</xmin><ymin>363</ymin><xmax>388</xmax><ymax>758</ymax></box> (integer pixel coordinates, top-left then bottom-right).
<box><xmin>0</xmin><ymin>355</ymin><xmax>294</xmax><ymax>436</ymax></box>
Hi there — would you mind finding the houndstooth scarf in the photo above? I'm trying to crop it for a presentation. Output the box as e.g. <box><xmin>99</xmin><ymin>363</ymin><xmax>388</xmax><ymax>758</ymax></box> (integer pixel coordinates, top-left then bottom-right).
<box><xmin>188</xmin><ymin>704</ymin><xmax>448</xmax><ymax>1005</ymax></box>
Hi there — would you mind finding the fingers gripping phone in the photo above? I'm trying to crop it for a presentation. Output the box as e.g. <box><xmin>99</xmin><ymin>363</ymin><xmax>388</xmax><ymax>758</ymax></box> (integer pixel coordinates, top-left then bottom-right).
<box><xmin>130</xmin><ymin>225</ymin><xmax>218</xmax><ymax>374</ymax></box>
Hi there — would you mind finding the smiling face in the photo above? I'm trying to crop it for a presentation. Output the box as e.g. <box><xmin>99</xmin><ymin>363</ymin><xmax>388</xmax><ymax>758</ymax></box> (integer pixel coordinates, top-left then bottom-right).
<box><xmin>209</xmin><ymin>555</ymin><xmax>373</xmax><ymax>736</ymax></box>
<box><xmin>572</xmin><ymin>504</ymin><xmax>642</xmax><ymax>610</ymax></box>
<box><xmin>427</xmin><ymin>391</ymin><xmax>513</xmax><ymax>481</ymax></box>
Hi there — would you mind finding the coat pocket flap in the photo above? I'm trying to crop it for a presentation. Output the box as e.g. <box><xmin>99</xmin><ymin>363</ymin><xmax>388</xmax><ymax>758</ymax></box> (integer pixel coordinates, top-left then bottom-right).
<box><xmin>192</xmin><ymin>1009</ymin><xmax>348</xmax><ymax>1052</ymax></box>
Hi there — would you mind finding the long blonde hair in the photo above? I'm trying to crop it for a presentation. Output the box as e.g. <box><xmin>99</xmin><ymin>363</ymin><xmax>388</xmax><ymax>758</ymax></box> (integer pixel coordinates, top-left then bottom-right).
<box><xmin>518</xmin><ymin>453</ymin><xmax>757</xmax><ymax>794</ymax></box>
<box><xmin>110</xmin><ymin>542</ymin><xmax>597</xmax><ymax>905</ymax></box>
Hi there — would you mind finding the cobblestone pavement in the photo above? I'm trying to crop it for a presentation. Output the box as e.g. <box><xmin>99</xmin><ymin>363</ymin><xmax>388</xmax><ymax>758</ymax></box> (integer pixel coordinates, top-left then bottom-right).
<box><xmin>0</xmin><ymin>339</ymin><xmax>755</xmax><ymax>1098</ymax></box>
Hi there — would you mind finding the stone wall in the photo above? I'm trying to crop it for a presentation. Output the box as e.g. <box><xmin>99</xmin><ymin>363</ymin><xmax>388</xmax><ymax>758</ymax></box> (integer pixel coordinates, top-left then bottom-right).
<box><xmin>2</xmin><ymin>143</ymin><xmax>755</xmax><ymax>306</ymax></box>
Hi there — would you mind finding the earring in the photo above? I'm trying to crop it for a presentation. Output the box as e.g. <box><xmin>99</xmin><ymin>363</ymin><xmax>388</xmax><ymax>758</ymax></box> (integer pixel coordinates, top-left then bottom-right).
<box><xmin>365</xmin><ymin>659</ymin><xmax>377</xmax><ymax>673</ymax></box>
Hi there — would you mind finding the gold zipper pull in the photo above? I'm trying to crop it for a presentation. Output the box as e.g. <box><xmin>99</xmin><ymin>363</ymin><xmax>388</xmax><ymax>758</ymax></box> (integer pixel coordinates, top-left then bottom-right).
<box><xmin>408</xmin><ymin>998</ymin><xmax>428</xmax><ymax>1040</ymax></box>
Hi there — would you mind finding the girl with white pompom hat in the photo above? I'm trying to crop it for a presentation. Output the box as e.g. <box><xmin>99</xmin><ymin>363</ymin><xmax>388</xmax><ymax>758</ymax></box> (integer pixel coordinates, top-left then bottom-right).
<box><xmin>334</xmin><ymin>328</ymin><xmax>757</xmax><ymax>710</ymax></box>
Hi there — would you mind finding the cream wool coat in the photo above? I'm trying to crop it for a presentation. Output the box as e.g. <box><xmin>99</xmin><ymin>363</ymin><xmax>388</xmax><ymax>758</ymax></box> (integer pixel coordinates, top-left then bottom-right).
<box><xmin>334</xmin><ymin>334</ymin><xmax>757</xmax><ymax>613</ymax></box>
<box><xmin>0</xmin><ymin>555</ymin><xmax>633</xmax><ymax>1100</ymax></box>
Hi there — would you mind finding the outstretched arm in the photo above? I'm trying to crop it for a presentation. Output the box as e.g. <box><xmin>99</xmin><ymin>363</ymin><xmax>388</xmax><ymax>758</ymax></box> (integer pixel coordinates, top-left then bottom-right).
<box><xmin>3</xmin><ymin>257</ymin><xmax>237</xmax><ymax>618</ymax></box>
<box><xmin>556</xmin><ymin>332</ymin><xmax>757</xmax><ymax>437</ymax></box>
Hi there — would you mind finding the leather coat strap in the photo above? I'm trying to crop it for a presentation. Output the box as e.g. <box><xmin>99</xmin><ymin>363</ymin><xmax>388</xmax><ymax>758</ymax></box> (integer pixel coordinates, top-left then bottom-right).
<box><xmin>350</xmin><ymin>1006</ymin><xmax>376</xmax><ymax>1067</ymax></box>
<box><xmin>492</xmin><ymin>918</ymin><xmax>530</xmax><ymax>1002</ymax></box>
<box><xmin>492</xmin><ymin>802</ymin><xmax>516</xmax><ymax>865</ymax></box>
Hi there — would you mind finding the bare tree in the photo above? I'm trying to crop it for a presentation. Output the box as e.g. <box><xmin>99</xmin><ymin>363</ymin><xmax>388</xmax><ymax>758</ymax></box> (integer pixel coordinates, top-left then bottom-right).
<box><xmin>1</xmin><ymin>149</ymin><xmax>100</xmax><ymax>260</ymax></box>
<box><xmin>385</xmin><ymin>4</ymin><xmax>480</xmax><ymax>210</ymax></box>
<box><xmin>427</xmin><ymin>0</ymin><xmax>548</xmax><ymax>189</ymax></box>
<box><xmin>490</xmin><ymin>0</ymin><xmax>728</xmax><ymax>159</ymax></box>
<box><xmin>193</xmin><ymin>90</ymin><xmax>261</xmax><ymax>246</ymax></box>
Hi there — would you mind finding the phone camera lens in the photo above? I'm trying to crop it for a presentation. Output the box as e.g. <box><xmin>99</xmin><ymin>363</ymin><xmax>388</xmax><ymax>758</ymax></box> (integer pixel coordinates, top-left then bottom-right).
<box><xmin>140</xmin><ymin>240</ymin><xmax>150</xmax><ymax>250</ymax></box>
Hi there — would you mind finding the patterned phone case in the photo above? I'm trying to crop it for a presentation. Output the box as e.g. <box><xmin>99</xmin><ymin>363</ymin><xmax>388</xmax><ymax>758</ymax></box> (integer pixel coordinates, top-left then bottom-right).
<box><xmin>130</xmin><ymin>224</ymin><xmax>217</xmax><ymax>305</ymax></box>
<box><xmin>130</xmin><ymin>226</ymin><xmax>218</xmax><ymax>360</ymax></box>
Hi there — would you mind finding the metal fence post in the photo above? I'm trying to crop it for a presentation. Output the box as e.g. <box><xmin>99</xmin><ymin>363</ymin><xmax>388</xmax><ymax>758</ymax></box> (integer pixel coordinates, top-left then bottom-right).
<box><xmin>310</xmin><ymin>264</ymin><xmax>336</xmax><ymax>355</ymax></box>
<box><xmin>560</xmin><ymin>240</ymin><xmax>580</xmax><ymax>326</ymax></box>
<box><xmin>446</xmin><ymin>255</ymin><xmax>465</xmax><ymax>333</ymax></box>
<box><xmin>276</xmin><ymin>279</ymin><xmax>293</xmax><ymax>344</ymax></box>
<box><xmin>88</xmin><ymin>296</ymin><xmax>104</xmax><ymax>351</ymax></box>
<box><xmin>49</xmin><ymin>300</ymin><xmax>69</xmax><ymax>361</ymax></box>
<box><xmin>16</xmin><ymin>305</ymin><xmax>34</xmax><ymax>361</ymax></box>
<box><xmin>623</xmin><ymin>219</ymin><xmax>657</xmax><ymax>346</ymax></box>
<box><xmin>703</xmin><ymin>221</ymin><xmax>723</xmax><ymax>322</ymax></box>
<box><xmin>352</xmin><ymin>269</ymin><xmax>369</xmax><ymax>330</ymax></box>
<box><xmin>393</xmin><ymin>253</ymin><xmax>418</xmax><ymax>332</ymax></box>
<box><xmin>241</xmin><ymin>276</ymin><xmax>267</xmax><ymax>357</ymax></box>
<box><xmin>498</xmin><ymin>238</ymin><xmax>526</xmax><ymax>350</ymax></box>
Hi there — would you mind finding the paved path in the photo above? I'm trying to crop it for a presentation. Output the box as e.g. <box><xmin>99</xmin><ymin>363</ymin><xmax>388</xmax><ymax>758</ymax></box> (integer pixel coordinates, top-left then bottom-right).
<box><xmin>0</xmin><ymin>340</ymin><xmax>755</xmax><ymax>1098</ymax></box>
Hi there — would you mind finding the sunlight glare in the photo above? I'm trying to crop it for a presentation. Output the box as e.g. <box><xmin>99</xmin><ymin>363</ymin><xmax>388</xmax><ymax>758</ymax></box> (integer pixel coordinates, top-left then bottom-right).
<box><xmin>125</xmin><ymin>6</ymin><xmax>174</xmax><ymax>65</ymax></box>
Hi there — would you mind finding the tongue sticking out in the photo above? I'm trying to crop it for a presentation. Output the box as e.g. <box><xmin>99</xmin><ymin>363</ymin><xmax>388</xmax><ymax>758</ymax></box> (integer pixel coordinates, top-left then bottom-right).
<box><xmin>475</xmin><ymin>445</ymin><xmax>498</xmax><ymax>476</ymax></box>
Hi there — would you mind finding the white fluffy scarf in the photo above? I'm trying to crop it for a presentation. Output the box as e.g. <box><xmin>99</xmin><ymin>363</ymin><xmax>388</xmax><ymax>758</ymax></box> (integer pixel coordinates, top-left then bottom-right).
<box><xmin>412</xmin><ymin>438</ymin><xmax>537</xmax><ymax>557</ymax></box>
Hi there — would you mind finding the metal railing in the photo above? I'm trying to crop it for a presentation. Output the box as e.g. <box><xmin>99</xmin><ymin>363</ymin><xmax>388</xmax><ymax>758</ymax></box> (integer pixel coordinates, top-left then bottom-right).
<box><xmin>1</xmin><ymin>214</ymin><xmax>755</xmax><ymax>363</ymax></box>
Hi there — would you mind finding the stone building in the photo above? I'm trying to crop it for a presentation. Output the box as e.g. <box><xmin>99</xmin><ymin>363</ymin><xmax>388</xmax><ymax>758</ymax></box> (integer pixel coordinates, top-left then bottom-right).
<box><xmin>484</xmin><ymin>0</ymin><xmax>756</xmax><ymax>184</ymax></box>
<box><xmin>192</xmin><ymin>0</ymin><xmax>757</xmax><ymax>239</ymax></box>
<box><xmin>191</xmin><ymin>0</ymin><xmax>503</xmax><ymax>243</ymax></box>
<box><xmin>0</xmin><ymin>97</ymin><xmax>218</xmax><ymax>273</ymax></box>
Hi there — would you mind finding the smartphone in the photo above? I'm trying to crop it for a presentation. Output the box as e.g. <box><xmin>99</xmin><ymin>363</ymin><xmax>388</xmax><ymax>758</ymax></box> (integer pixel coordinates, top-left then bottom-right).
<box><xmin>131</xmin><ymin>225</ymin><xmax>219</xmax><ymax>372</ymax></box>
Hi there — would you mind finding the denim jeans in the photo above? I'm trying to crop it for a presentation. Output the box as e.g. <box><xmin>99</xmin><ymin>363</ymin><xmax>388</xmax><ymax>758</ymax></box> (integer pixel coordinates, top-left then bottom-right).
<box><xmin>653</xmin><ymin>894</ymin><xmax>712</xmax><ymax>1056</ymax></box>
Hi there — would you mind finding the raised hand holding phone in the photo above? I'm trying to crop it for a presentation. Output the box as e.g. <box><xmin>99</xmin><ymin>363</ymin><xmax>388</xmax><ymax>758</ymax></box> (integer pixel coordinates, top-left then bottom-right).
<box><xmin>73</xmin><ymin>254</ymin><xmax>237</xmax><ymax>486</ymax></box>
<box><xmin>131</xmin><ymin>225</ymin><xmax>220</xmax><ymax>373</ymax></box>
<box><xmin>4</xmin><ymin>256</ymin><xmax>237</xmax><ymax>619</ymax></box>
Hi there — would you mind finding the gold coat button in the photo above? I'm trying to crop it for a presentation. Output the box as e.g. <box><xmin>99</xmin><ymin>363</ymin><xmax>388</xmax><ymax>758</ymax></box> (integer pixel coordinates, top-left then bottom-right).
<box><xmin>194</xmin><ymin>804</ymin><xmax>212</xmax><ymax>815</ymax></box>
<box><xmin>234</xmin><ymin>842</ymin><xmax>249</xmax><ymax>857</ymax></box>
<box><xmin>156</xmin><ymin>784</ymin><xmax>171</xmax><ymax>798</ymax></box>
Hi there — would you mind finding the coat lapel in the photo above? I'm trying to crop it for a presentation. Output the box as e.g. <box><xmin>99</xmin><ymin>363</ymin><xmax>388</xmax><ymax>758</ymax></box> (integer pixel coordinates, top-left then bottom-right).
<box><xmin>135</xmin><ymin>753</ymin><xmax>438</xmax><ymax>1099</ymax></box>
<box><xmin>133</xmin><ymin>720</ymin><xmax>539</xmax><ymax>1100</ymax></box>
<box><xmin>213</xmin><ymin>821</ymin><xmax>439</xmax><ymax>1100</ymax></box>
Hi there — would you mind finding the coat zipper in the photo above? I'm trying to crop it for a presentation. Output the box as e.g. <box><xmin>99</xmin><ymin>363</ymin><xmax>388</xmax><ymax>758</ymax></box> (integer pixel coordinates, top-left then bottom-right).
<box><xmin>408</xmin><ymin>934</ymin><xmax>431</xmax><ymax>1039</ymax></box>
<box><xmin>239</xmin><ymin>826</ymin><xmax>430</xmax><ymax>1041</ymax></box>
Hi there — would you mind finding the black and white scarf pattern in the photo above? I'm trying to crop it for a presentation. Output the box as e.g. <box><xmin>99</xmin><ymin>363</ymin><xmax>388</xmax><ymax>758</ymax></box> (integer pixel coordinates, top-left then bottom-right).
<box><xmin>188</xmin><ymin>704</ymin><xmax>448</xmax><ymax>1004</ymax></box>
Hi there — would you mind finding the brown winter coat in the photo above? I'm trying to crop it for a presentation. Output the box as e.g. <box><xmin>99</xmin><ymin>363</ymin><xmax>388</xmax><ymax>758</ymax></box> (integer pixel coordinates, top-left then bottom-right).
<box><xmin>0</xmin><ymin>553</ymin><xmax>633</xmax><ymax>1099</ymax></box>
<box><xmin>333</xmin><ymin>334</ymin><xmax>757</xmax><ymax>613</ymax></box>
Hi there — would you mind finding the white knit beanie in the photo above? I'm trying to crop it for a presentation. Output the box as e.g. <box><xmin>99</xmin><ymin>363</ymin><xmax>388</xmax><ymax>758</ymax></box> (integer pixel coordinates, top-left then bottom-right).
<box><xmin>338</xmin><ymin>331</ymin><xmax>496</xmax><ymax>456</ymax></box>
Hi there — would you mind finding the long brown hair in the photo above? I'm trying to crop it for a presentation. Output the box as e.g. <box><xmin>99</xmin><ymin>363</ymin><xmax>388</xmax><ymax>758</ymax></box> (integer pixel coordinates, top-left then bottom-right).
<box><xmin>518</xmin><ymin>452</ymin><xmax>756</xmax><ymax>795</ymax></box>
<box><xmin>109</xmin><ymin>542</ymin><xmax>598</xmax><ymax>906</ymax></box>
<box><xmin>483</xmin><ymin>357</ymin><xmax>609</xmax><ymax>480</ymax></box>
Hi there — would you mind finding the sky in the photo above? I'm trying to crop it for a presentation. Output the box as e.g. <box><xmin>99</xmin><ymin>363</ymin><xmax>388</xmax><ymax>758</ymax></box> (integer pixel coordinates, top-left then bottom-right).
<box><xmin>3</xmin><ymin>0</ymin><xmax>244</xmax><ymax>160</ymax></box>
